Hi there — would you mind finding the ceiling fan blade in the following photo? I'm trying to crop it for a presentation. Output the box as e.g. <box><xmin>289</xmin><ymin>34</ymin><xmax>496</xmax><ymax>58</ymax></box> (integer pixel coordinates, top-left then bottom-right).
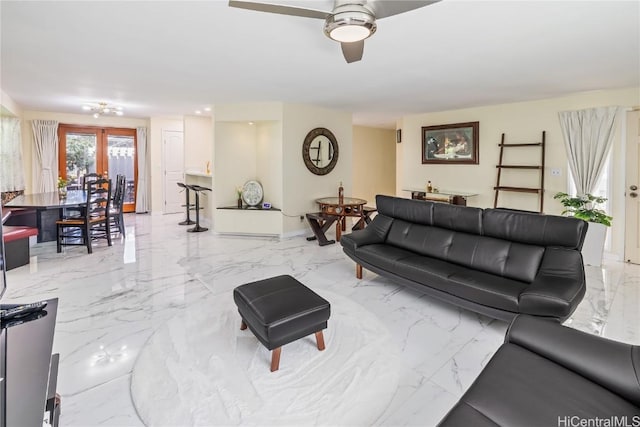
<box><xmin>341</xmin><ymin>40</ymin><xmax>364</xmax><ymax>63</ymax></box>
<box><xmin>368</xmin><ymin>0</ymin><xmax>440</xmax><ymax>19</ymax></box>
<box><xmin>228</xmin><ymin>1</ymin><xmax>330</xmax><ymax>20</ymax></box>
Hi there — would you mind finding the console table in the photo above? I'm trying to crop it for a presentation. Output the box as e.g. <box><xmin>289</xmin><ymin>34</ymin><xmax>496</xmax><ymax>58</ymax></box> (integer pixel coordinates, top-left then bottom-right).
<box><xmin>1</xmin><ymin>298</ymin><xmax>60</xmax><ymax>426</ymax></box>
<box><xmin>403</xmin><ymin>188</ymin><xmax>478</xmax><ymax>206</ymax></box>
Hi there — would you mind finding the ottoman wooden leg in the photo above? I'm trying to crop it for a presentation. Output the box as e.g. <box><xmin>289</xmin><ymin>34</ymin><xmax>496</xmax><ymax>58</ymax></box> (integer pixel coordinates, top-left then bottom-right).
<box><xmin>271</xmin><ymin>347</ymin><xmax>282</xmax><ymax>372</ymax></box>
<box><xmin>240</xmin><ymin>320</ymin><xmax>247</xmax><ymax>330</ymax></box>
<box><xmin>356</xmin><ymin>264</ymin><xmax>363</xmax><ymax>279</ymax></box>
<box><xmin>315</xmin><ymin>331</ymin><xmax>326</xmax><ymax>351</ymax></box>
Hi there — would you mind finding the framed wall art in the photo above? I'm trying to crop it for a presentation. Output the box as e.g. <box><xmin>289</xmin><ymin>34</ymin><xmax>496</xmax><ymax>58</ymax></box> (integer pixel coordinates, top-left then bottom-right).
<box><xmin>422</xmin><ymin>121</ymin><xmax>479</xmax><ymax>164</ymax></box>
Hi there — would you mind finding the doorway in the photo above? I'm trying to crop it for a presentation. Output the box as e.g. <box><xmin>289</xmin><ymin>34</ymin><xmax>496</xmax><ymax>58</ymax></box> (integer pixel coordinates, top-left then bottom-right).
<box><xmin>58</xmin><ymin>125</ymin><xmax>137</xmax><ymax>212</ymax></box>
<box><xmin>162</xmin><ymin>130</ymin><xmax>184</xmax><ymax>214</ymax></box>
<box><xmin>625</xmin><ymin>110</ymin><xmax>640</xmax><ymax>264</ymax></box>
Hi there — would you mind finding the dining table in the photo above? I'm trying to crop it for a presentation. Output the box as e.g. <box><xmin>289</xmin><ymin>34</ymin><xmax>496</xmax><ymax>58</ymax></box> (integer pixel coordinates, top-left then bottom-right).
<box><xmin>4</xmin><ymin>190</ymin><xmax>87</xmax><ymax>243</ymax></box>
<box><xmin>306</xmin><ymin>196</ymin><xmax>374</xmax><ymax>245</ymax></box>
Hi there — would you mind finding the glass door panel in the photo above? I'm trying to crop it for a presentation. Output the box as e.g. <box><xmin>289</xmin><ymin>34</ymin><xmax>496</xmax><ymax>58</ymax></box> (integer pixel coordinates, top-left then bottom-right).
<box><xmin>107</xmin><ymin>134</ymin><xmax>136</xmax><ymax>212</ymax></box>
<box><xmin>61</xmin><ymin>130</ymin><xmax>100</xmax><ymax>191</ymax></box>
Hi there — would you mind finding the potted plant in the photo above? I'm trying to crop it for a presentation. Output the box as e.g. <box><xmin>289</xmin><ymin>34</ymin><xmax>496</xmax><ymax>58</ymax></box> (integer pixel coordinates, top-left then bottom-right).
<box><xmin>553</xmin><ymin>192</ymin><xmax>612</xmax><ymax>266</ymax></box>
<box><xmin>57</xmin><ymin>177</ymin><xmax>67</xmax><ymax>198</ymax></box>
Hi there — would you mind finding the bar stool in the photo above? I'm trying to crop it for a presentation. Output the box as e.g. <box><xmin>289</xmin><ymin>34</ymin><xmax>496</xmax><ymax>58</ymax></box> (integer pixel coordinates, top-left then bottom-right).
<box><xmin>177</xmin><ymin>182</ymin><xmax>195</xmax><ymax>225</ymax></box>
<box><xmin>185</xmin><ymin>184</ymin><xmax>211</xmax><ymax>232</ymax></box>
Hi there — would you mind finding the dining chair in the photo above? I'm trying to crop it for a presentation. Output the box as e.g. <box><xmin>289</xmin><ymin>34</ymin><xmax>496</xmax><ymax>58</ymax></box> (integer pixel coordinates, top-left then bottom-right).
<box><xmin>109</xmin><ymin>174</ymin><xmax>126</xmax><ymax>237</ymax></box>
<box><xmin>65</xmin><ymin>172</ymin><xmax>103</xmax><ymax>219</ymax></box>
<box><xmin>79</xmin><ymin>172</ymin><xmax>102</xmax><ymax>190</ymax></box>
<box><xmin>56</xmin><ymin>178</ymin><xmax>112</xmax><ymax>254</ymax></box>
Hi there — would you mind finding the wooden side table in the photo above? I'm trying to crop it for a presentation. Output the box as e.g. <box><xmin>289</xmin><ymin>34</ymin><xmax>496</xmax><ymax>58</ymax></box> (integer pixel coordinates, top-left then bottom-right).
<box><xmin>315</xmin><ymin>197</ymin><xmax>367</xmax><ymax>242</ymax></box>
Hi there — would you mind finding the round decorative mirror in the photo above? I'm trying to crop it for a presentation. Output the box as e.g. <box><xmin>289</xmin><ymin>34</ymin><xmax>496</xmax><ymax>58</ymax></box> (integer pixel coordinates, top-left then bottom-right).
<box><xmin>302</xmin><ymin>127</ymin><xmax>339</xmax><ymax>175</ymax></box>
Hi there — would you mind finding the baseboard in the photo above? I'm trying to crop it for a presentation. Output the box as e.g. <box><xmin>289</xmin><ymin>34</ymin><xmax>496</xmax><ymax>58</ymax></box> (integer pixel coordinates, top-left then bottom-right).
<box><xmin>281</xmin><ymin>228</ymin><xmax>309</xmax><ymax>239</ymax></box>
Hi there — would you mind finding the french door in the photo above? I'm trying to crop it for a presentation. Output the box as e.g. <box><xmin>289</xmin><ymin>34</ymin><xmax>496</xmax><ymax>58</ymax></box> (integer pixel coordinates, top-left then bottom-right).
<box><xmin>58</xmin><ymin>125</ymin><xmax>137</xmax><ymax>213</ymax></box>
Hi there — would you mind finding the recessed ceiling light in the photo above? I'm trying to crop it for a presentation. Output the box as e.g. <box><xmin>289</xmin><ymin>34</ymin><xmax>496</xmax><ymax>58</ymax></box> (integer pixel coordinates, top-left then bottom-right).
<box><xmin>195</xmin><ymin>110</ymin><xmax>202</xmax><ymax>115</ymax></box>
<box><xmin>248</xmin><ymin>121</ymin><xmax>254</xmax><ymax>125</ymax></box>
<box><xmin>204</xmin><ymin>107</ymin><xmax>211</xmax><ymax>112</ymax></box>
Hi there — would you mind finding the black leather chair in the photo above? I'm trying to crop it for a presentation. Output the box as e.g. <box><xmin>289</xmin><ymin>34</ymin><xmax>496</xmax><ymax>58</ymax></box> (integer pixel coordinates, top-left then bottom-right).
<box><xmin>438</xmin><ymin>315</ymin><xmax>640</xmax><ymax>426</ymax></box>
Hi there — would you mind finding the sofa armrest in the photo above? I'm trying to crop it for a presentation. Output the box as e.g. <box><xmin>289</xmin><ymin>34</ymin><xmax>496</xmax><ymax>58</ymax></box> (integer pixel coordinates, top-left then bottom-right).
<box><xmin>519</xmin><ymin>247</ymin><xmax>585</xmax><ymax>319</ymax></box>
<box><xmin>506</xmin><ymin>315</ymin><xmax>640</xmax><ymax>407</ymax></box>
<box><xmin>340</xmin><ymin>214</ymin><xmax>393</xmax><ymax>253</ymax></box>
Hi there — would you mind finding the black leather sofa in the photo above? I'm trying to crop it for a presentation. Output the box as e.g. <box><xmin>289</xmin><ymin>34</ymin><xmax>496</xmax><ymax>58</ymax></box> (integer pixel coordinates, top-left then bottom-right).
<box><xmin>340</xmin><ymin>195</ymin><xmax>588</xmax><ymax>321</ymax></box>
<box><xmin>438</xmin><ymin>315</ymin><xmax>640</xmax><ymax>426</ymax></box>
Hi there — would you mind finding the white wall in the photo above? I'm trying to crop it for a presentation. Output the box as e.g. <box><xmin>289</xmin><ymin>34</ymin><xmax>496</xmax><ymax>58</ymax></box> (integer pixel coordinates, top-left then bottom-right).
<box><xmin>399</xmin><ymin>86</ymin><xmax>640</xmax><ymax>258</ymax></box>
<box><xmin>184</xmin><ymin>115</ymin><xmax>213</xmax><ymax>174</ymax></box>
<box><xmin>282</xmin><ymin>104</ymin><xmax>353</xmax><ymax>235</ymax></box>
<box><xmin>149</xmin><ymin>117</ymin><xmax>183</xmax><ymax>213</ymax></box>
<box><xmin>256</xmin><ymin>121</ymin><xmax>283</xmax><ymax>209</ymax></box>
<box><xmin>352</xmin><ymin>126</ymin><xmax>396</xmax><ymax>207</ymax></box>
<box><xmin>214</xmin><ymin>121</ymin><xmax>260</xmax><ymax>207</ymax></box>
<box><xmin>0</xmin><ymin>90</ymin><xmax>22</xmax><ymax>117</ymax></box>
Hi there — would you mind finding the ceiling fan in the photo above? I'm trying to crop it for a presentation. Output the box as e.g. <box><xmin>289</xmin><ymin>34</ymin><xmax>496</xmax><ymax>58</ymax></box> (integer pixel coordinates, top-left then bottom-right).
<box><xmin>228</xmin><ymin>0</ymin><xmax>440</xmax><ymax>63</ymax></box>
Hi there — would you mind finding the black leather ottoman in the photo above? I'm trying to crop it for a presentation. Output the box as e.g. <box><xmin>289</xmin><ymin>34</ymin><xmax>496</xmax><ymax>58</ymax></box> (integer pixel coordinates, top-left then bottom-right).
<box><xmin>233</xmin><ymin>275</ymin><xmax>331</xmax><ymax>372</ymax></box>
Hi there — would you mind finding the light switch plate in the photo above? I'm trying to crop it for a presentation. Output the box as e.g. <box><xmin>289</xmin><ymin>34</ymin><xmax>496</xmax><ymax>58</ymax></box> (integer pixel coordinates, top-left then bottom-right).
<box><xmin>551</xmin><ymin>168</ymin><xmax>561</xmax><ymax>176</ymax></box>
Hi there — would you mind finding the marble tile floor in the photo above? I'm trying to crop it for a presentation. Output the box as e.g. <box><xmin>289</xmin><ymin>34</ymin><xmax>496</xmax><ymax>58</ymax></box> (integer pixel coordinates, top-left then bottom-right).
<box><xmin>3</xmin><ymin>213</ymin><xmax>639</xmax><ymax>427</ymax></box>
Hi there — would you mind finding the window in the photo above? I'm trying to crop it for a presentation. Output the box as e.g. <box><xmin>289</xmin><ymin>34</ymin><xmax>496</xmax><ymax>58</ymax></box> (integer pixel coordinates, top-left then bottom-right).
<box><xmin>568</xmin><ymin>151</ymin><xmax>612</xmax><ymax>249</ymax></box>
<box><xmin>58</xmin><ymin>125</ymin><xmax>137</xmax><ymax>212</ymax></box>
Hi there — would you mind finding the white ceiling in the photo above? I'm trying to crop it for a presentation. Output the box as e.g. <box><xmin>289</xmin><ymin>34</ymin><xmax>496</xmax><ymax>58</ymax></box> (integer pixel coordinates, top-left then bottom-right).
<box><xmin>1</xmin><ymin>0</ymin><xmax>639</xmax><ymax>128</ymax></box>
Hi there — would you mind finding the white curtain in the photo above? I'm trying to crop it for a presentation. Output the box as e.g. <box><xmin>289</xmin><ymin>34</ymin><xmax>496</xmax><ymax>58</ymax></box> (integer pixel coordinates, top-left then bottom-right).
<box><xmin>136</xmin><ymin>127</ymin><xmax>149</xmax><ymax>213</ymax></box>
<box><xmin>559</xmin><ymin>106</ymin><xmax>620</xmax><ymax>196</ymax></box>
<box><xmin>0</xmin><ymin>117</ymin><xmax>25</xmax><ymax>192</ymax></box>
<box><xmin>32</xmin><ymin>119</ymin><xmax>59</xmax><ymax>193</ymax></box>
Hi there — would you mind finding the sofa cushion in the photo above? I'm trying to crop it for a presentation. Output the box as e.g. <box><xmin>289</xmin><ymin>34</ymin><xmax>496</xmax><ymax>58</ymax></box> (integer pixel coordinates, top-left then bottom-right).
<box><xmin>385</xmin><ymin>219</ymin><xmax>544</xmax><ymax>283</ymax></box>
<box><xmin>354</xmin><ymin>245</ymin><xmax>526</xmax><ymax>314</ymax></box>
<box><xmin>386</xmin><ymin>219</ymin><xmax>453</xmax><ymax>260</ymax></box>
<box><xmin>439</xmin><ymin>343</ymin><xmax>640</xmax><ymax>426</ymax></box>
<box><xmin>354</xmin><ymin>244</ymin><xmax>415</xmax><ymax>273</ymax></box>
<box><xmin>432</xmin><ymin>203</ymin><xmax>483</xmax><ymax>235</ymax></box>
<box><xmin>396</xmin><ymin>255</ymin><xmax>526</xmax><ymax>313</ymax></box>
<box><xmin>483</xmin><ymin>208</ymin><xmax>588</xmax><ymax>250</ymax></box>
<box><xmin>377</xmin><ymin>194</ymin><xmax>434</xmax><ymax>226</ymax></box>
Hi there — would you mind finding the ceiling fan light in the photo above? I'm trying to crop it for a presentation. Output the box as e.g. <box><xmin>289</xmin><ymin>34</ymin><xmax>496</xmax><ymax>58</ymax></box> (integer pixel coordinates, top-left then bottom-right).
<box><xmin>93</xmin><ymin>112</ymin><xmax>100</xmax><ymax>118</ymax></box>
<box><xmin>324</xmin><ymin>9</ymin><xmax>377</xmax><ymax>43</ymax></box>
<box><xmin>330</xmin><ymin>25</ymin><xmax>371</xmax><ymax>43</ymax></box>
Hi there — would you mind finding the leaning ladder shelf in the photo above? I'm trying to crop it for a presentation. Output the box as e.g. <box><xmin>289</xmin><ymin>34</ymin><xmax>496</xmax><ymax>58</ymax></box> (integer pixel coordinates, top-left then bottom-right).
<box><xmin>493</xmin><ymin>131</ymin><xmax>546</xmax><ymax>212</ymax></box>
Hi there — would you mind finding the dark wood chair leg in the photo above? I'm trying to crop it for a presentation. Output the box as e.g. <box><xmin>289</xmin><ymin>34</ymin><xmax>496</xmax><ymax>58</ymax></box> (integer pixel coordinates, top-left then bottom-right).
<box><xmin>306</xmin><ymin>214</ymin><xmax>337</xmax><ymax>246</ymax></box>
<box><xmin>315</xmin><ymin>331</ymin><xmax>326</xmax><ymax>351</ymax></box>
<box><xmin>356</xmin><ymin>263</ymin><xmax>363</xmax><ymax>279</ymax></box>
<box><xmin>271</xmin><ymin>347</ymin><xmax>281</xmax><ymax>372</ymax></box>
<box><xmin>240</xmin><ymin>320</ymin><xmax>247</xmax><ymax>330</ymax></box>
<box><xmin>106</xmin><ymin>219</ymin><xmax>112</xmax><ymax>247</ymax></box>
<box><xmin>56</xmin><ymin>224</ymin><xmax>62</xmax><ymax>253</ymax></box>
<box><xmin>119</xmin><ymin>211</ymin><xmax>126</xmax><ymax>236</ymax></box>
<box><xmin>85</xmin><ymin>224</ymin><xmax>92</xmax><ymax>254</ymax></box>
